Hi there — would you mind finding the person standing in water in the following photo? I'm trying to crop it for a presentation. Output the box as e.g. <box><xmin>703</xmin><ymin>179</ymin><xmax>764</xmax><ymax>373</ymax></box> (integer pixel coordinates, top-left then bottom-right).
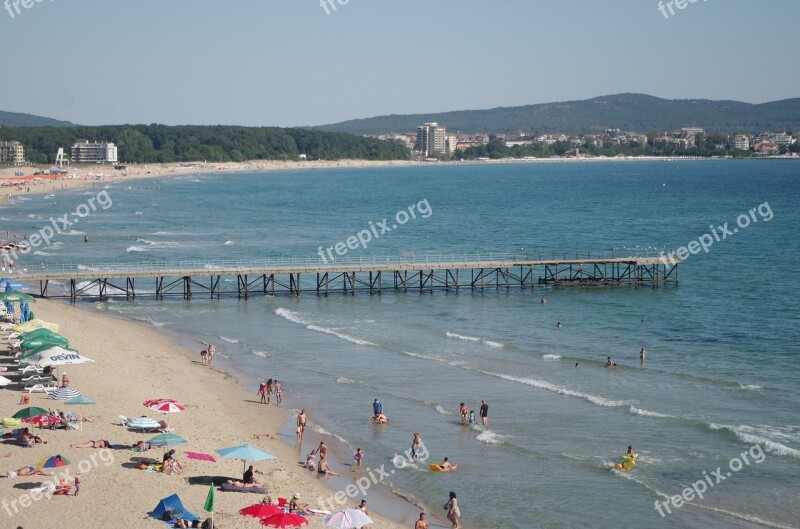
<box><xmin>479</xmin><ymin>400</ymin><xmax>489</xmax><ymax>428</ymax></box>
<box><xmin>411</xmin><ymin>433</ymin><xmax>423</xmax><ymax>460</ymax></box>
<box><xmin>640</xmin><ymin>348</ymin><xmax>647</xmax><ymax>362</ymax></box>
<box><xmin>297</xmin><ymin>410</ymin><xmax>307</xmax><ymax>441</ymax></box>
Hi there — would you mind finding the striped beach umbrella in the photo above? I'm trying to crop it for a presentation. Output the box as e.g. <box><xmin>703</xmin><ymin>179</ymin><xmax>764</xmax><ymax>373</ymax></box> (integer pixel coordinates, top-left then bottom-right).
<box><xmin>48</xmin><ymin>387</ymin><xmax>82</xmax><ymax>401</ymax></box>
<box><xmin>127</xmin><ymin>416</ymin><xmax>161</xmax><ymax>431</ymax></box>
<box><xmin>150</xmin><ymin>401</ymin><xmax>186</xmax><ymax>414</ymax></box>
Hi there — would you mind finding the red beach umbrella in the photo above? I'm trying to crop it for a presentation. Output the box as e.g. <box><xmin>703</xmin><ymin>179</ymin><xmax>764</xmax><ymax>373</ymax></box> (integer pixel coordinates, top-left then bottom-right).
<box><xmin>261</xmin><ymin>513</ymin><xmax>308</xmax><ymax>528</ymax></box>
<box><xmin>240</xmin><ymin>503</ymin><xmax>284</xmax><ymax>519</ymax></box>
<box><xmin>22</xmin><ymin>414</ymin><xmax>60</xmax><ymax>426</ymax></box>
<box><xmin>150</xmin><ymin>402</ymin><xmax>186</xmax><ymax>413</ymax></box>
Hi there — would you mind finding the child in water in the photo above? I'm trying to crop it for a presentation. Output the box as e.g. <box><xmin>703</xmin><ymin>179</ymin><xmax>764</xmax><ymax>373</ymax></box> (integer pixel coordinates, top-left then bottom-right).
<box><xmin>468</xmin><ymin>410</ymin><xmax>475</xmax><ymax>425</ymax></box>
<box><xmin>353</xmin><ymin>448</ymin><xmax>364</xmax><ymax>470</ymax></box>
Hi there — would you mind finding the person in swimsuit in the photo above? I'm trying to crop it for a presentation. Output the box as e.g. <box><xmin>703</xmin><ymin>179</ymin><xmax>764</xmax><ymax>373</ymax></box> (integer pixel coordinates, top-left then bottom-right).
<box><xmin>415</xmin><ymin>513</ymin><xmax>430</xmax><ymax>529</ymax></box>
<box><xmin>7</xmin><ymin>465</ymin><xmax>52</xmax><ymax>478</ymax></box>
<box><xmin>274</xmin><ymin>379</ymin><xmax>282</xmax><ymax>405</ymax></box>
<box><xmin>440</xmin><ymin>457</ymin><xmax>458</xmax><ymax>471</ymax></box>
<box><xmin>258</xmin><ymin>382</ymin><xmax>266</xmax><ymax>404</ymax></box>
<box><xmin>70</xmin><ymin>440</ymin><xmax>110</xmax><ymax>449</ymax></box>
<box><xmin>353</xmin><ymin>448</ymin><xmax>364</xmax><ymax>469</ymax></box>
<box><xmin>297</xmin><ymin>410</ymin><xmax>307</xmax><ymax>440</ymax></box>
<box><xmin>316</xmin><ymin>441</ymin><xmax>328</xmax><ymax>461</ymax></box>
<box><xmin>305</xmin><ymin>451</ymin><xmax>317</xmax><ymax>471</ymax></box>
<box><xmin>61</xmin><ymin>372</ymin><xmax>70</xmax><ymax>388</ymax></box>
<box><xmin>446</xmin><ymin>491</ymin><xmax>461</xmax><ymax>529</ymax></box>
<box><xmin>411</xmin><ymin>433</ymin><xmax>423</xmax><ymax>460</ymax></box>
<box><xmin>640</xmin><ymin>348</ymin><xmax>647</xmax><ymax>361</ymax></box>
<box><xmin>479</xmin><ymin>400</ymin><xmax>489</xmax><ymax>427</ymax></box>
<box><xmin>372</xmin><ymin>413</ymin><xmax>389</xmax><ymax>424</ymax></box>
<box><xmin>317</xmin><ymin>456</ymin><xmax>339</xmax><ymax>476</ymax></box>
<box><xmin>459</xmin><ymin>403</ymin><xmax>468</xmax><ymax>423</ymax></box>
<box><xmin>265</xmin><ymin>379</ymin><xmax>273</xmax><ymax>405</ymax></box>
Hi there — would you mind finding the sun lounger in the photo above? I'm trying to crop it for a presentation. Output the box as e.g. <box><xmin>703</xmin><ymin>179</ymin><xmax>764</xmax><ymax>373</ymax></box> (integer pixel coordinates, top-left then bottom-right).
<box><xmin>19</xmin><ymin>365</ymin><xmax>45</xmax><ymax>375</ymax></box>
<box><xmin>25</xmin><ymin>382</ymin><xmax>58</xmax><ymax>393</ymax></box>
<box><xmin>21</xmin><ymin>373</ymin><xmax>55</xmax><ymax>383</ymax></box>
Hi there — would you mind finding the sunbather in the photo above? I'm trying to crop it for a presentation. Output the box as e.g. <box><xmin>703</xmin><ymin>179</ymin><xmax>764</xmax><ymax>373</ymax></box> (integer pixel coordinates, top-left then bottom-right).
<box><xmin>224</xmin><ymin>478</ymin><xmax>262</xmax><ymax>488</ymax></box>
<box><xmin>7</xmin><ymin>465</ymin><xmax>52</xmax><ymax>478</ymax></box>
<box><xmin>70</xmin><ymin>440</ymin><xmax>110</xmax><ymax>449</ymax></box>
<box><xmin>132</xmin><ymin>440</ymin><xmax>151</xmax><ymax>452</ymax></box>
<box><xmin>175</xmin><ymin>518</ymin><xmax>218</xmax><ymax>529</ymax></box>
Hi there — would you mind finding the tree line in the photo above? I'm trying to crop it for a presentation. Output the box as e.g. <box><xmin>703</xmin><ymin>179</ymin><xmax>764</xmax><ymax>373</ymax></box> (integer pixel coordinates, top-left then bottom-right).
<box><xmin>0</xmin><ymin>125</ymin><xmax>410</xmax><ymax>164</ymax></box>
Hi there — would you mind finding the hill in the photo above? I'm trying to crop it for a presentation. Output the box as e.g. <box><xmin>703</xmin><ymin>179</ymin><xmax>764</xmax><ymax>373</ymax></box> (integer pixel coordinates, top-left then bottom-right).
<box><xmin>0</xmin><ymin>110</ymin><xmax>74</xmax><ymax>127</ymax></box>
<box><xmin>315</xmin><ymin>94</ymin><xmax>800</xmax><ymax>135</ymax></box>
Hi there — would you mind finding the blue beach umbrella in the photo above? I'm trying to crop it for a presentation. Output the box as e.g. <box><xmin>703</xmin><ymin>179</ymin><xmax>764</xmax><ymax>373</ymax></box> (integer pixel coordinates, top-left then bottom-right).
<box><xmin>215</xmin><ymin>444</ymin><xmax>277</xmax><ymax>472</ymax></box>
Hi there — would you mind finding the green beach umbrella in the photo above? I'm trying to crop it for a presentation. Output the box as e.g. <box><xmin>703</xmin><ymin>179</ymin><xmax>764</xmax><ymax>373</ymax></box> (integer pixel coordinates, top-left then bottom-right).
<box><xmin>0</xmin><ymin>290</ymin><xmax>35</xmax><ymax>303</ymax></box>
<box><xmin>65</xmin><ymin>395</ymin><xmax>96</xmax><ymax>405</ymax></box>
<box><xmin>21</xmin><ymin>335</ymin><xmax>70</xmax><ymax>350</ymax></box>
<box><xmin>20</xmin><ymin>328</ymin><xmax>56</xmax><ymax>340</ymax></box>
<box><xmin>12</xmin><ymin>406</ymin><xmax>50</xmax><ymax>419</ymax></box>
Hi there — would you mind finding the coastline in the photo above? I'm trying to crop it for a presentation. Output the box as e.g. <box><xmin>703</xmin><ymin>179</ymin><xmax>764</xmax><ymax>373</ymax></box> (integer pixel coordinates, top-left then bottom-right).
<box><xmin>0</xmin><ymin>298</ymin><xmax>414</xmax><ymax>529</ymax></box>
<box><xmin>4</xmin><ymin>154</ymin><xmax>796</xmax><ymax>205</ymax></box>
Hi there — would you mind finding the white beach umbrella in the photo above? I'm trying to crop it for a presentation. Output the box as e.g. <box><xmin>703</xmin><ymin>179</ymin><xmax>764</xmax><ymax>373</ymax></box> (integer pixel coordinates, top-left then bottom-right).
<box><xmin>26</xmin><ymin>348</ymin><xmax>95</xmax><ymax>368</ymax></box>
<box><xmin>323</xmin><ymin>509</ymin><xmax>373</xmax><ymax>529</ymax></box>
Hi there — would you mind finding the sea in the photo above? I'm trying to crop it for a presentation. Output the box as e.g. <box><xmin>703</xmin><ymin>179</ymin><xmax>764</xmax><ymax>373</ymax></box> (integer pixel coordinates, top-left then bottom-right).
<box><xmin>2</xmin><ymin>160</ymin><xmax>799</xmax><ymax>529</ymax></box>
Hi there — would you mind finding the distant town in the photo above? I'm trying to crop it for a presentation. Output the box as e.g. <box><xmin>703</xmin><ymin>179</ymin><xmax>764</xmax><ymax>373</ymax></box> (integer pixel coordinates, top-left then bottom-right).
<box><xmin>0</xmin><ymin>125</ymin><xmax>798</xmax><ymax>168</ymax></box>
<box><xmin>376</xmin><ymin>123</ymin><xmax>799</xmax><ymax>160</ymax></box>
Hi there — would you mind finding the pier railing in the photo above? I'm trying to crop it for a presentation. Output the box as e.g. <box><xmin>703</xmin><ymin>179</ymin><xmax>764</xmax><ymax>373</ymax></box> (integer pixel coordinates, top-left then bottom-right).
<box><xmin>19</xmin><ymin>248</ymin><xmax>671</xmax><ymax>276</ymax></box>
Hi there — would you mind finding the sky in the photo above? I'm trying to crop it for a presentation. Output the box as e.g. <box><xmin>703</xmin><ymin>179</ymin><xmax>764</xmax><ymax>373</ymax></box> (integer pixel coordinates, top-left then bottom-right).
<box><xmin>1</xmin><ymin>0</ymin><xmax>798</xmax><ymax>127</ymax></box>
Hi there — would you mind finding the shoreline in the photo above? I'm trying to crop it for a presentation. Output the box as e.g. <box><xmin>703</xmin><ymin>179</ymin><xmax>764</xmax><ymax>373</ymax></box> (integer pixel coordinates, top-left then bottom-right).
<box><xmin>3</xmin><ymin>154</ymin><xmax>796</xmax><ymax>205</ymax></box>
<box><xmin>0</xmin><ymin>297</ymin><xmax>416</xmax><ymax>529</ymax></box>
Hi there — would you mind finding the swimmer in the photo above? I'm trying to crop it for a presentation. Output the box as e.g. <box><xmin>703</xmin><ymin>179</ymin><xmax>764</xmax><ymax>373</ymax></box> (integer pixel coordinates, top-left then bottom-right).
<box><xmin>575</xmin><ymin>362</ymin><xmax>579</xmax><ymax>368</ymax></box>
<box><xmin>372</xmin><ymin>413</ymin><xmax>389</xmax><ymax>424</ymax></box>
<box><xmin>556</xmin><ymin>321</ymin><xmax>563</xmax><ymax>328</ymax></box>
<box><xmin>440</xmin><ymin>457</ymin><xmax>458</xmax><ymax>471</ymax></box>
<box><xmin>606</xmin><ymin>356</ymin><xmax>617</xmax><ymax>368</ymax></box>
<box><xmin>640</xmin><ymin>348</ymin><xmax>647</xmax><ymax>361</ymax></box>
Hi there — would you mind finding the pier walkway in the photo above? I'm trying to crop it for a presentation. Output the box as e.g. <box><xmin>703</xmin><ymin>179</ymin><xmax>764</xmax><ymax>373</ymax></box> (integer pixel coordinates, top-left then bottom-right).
<box><xmin>16</xmin><ymin>251</ymin><xmax>681</xmax><ymax>300</ymax></box>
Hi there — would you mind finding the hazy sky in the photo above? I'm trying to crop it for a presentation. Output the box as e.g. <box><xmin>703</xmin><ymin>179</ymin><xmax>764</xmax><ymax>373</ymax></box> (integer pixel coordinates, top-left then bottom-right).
<box><xmin>1</xmin><ymin>0</ymin><xmax>797</xmax><ymax>127</ymax></box>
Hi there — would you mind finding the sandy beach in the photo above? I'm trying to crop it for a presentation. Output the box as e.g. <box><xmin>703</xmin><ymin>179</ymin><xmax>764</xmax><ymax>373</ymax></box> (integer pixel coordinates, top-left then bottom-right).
<box><xmin>0</xmin><ymin>298</ymin><xmax>411</xmax><ymax>529</ymax></box>
<box><xmin>0</xmin><ymin>160</ymin><xmax>421</xmax><ymax>206</ymax></box>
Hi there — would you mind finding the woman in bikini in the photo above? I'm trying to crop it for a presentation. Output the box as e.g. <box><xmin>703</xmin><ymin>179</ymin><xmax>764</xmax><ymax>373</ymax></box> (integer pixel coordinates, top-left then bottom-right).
<box><xmin>70</xmin><ymin>440</ymin><xmax>110</xmax><ymax>449</ymax></box>
<box><xmin>265</xmin><ymin>379</ymin><xmax>273</xmax><ymax>405</ymax></box>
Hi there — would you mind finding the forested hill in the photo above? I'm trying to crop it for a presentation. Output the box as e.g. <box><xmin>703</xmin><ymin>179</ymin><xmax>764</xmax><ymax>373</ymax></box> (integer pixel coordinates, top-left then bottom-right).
<box><xmin>315</xmin><ymin>94</ymin><xmax>800</xmax><ymax>135</ymax></box>
<box><xmin>0</xmin><ymin>110</ymin><xmax>74</xmax><ymax>127</ymax></box>
<box><xmin>0</xmin><ymin>125</ymin><xmax>410</xmax><ymax>163</ymax></box>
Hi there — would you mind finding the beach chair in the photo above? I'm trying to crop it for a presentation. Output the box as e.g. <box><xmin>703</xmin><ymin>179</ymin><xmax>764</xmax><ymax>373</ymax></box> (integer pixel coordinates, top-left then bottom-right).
<box><xmin>21</xmin><ymin>373</ymin><xmax>54</xmax><ymax>383</ymax></box>
<box><xmin>19</xmin><ymin>365</ymin><xmax>44</xmax><ymax>375</ymax></box>
<box><xmin>118</xmin><ymin>415</ymin><xmax>130</xmax><ymax>427</ymax></box>
<box><xmin>25</xmin><ymin>382</ymin><xmax>58</xmax><ymax>393</ymax></box>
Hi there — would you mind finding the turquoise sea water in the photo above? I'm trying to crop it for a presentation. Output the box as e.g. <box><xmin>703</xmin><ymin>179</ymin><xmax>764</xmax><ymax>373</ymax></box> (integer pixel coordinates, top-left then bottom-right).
<box><xmin>3</xmin><ymin>161</ymin><xmax>799</xmax><ymax>529</ymax></box>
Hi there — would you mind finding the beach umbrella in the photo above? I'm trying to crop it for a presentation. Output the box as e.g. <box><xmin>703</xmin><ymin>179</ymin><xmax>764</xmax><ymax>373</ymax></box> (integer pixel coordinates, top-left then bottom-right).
<box><xmin>0</xmin><ymin>278</ymin><xmax>28</xmax><ymax>290</ymax></box>
<box><xmin>127</xmin><ymin>417</ymin><xmax>161</xmax><ymax>431</ymax></box>
<box><xmin>65</xmin><ymin>395</ymin><xmax>96</xmax><ymax>405</ymax></box>
<box><xmin>185</xmin><ymin>452</ymin><xmax>216</xmax><ymax>462</ymax></box>
<box><xmin>148</xmin><ymin>433</ymin><xmax>187</xmax><ymax>447</ymax></box>
<box><xmin>36</xmin><ymin>455</ymin><xmax>71</xmax><ymax>469</ymax></box>
<box><xmin>48</xmin><ymin>387</ymin><xmax>82</xmax><ymax>401</ymax></box>
<box><xmin>215</xmin><ymin>444</ymin><xmax>277</xmax><ymax>472</ymax></box>
<box><xmin>143</xmin><ymin>398</ymin><xmax>177</xmax><ymax>407</ymax></box>
<box><xmin>19</xmin><ymin>328</ymin><xmax>56</xmax><ymax>340</ymax></box>
<box><xmin>14</xmin><ymin>319</ymin><xmax>59</xmax><ymax>333</ymax></box>
<box><xmin>22</xmin><ymin>414</ymin><xmax>61</xmax><ymax>426</ymax></box>
<box><xmin>323</xmin><ymin>509</ymin><xmax>373</xmax><ymax>529</ymax></box>
<box><xmin>240</xmin><ymin>503</ymin><xmax>283</xmax><ymax>519</ymax></box>
<box><xmin>21</xmin><ymin>335</ymin><xmax>70</xmax><ymax>349</ymax></box>
<box><xmin>261</xmin><ymin>513</ymin><xmax>308</xmax><ymax>528</ymax></box>
<box><xmin>12</xmin><ymin>406</ymin><xmax>50</xmax><ymax>419</ymax></box>
<box><xmin>150</xmin><ymin>402</ymin><xmax>186</xmax><ymax>414</ymax></box>
<box><xmin>27</xmin><ymin>349</ymin><xmax>94</xmax><ymax>368</ymax></box>
<box><xmin>0</xmin><ymin>290</ymin><xmax>34</xmax><ymax>303</ymax></box>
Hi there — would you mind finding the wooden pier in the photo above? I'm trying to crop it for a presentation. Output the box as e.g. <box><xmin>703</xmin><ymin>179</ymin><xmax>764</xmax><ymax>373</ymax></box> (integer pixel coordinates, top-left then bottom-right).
<box><xmin>16</xmin><ymin>252</ymin><xmax>681</xmax><ymax>301</ymax></box>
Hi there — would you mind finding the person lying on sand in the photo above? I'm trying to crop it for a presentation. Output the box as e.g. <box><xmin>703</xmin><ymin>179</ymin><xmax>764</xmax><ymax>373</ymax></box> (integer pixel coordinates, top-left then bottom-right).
<box><xmin>175</xmin><ymin>518</ymin><xmax>218</xmax><ymax>528</ymax></box>
<box><xmin>224</xmin><ymin>479</ymin><xmax>262</xmax><ymax>488</ymax></box>
<box><xmin>132</xmin><ymin>440</ymin><xmax>151</xmax><ymax>452</ymax></box>
<box><xmin>71</xmin><ymin>440</ymin><xmax>110</xmax><ymax>449</ymax></box>
<box><xmin>7</xmin><ymin>465</ymin><xmax>52</xmax><ymax>478</ymax></box>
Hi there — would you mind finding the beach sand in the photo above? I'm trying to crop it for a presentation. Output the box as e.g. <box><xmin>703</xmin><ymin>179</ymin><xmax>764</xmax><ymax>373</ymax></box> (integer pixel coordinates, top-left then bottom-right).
<box><xmin>0</xmin><ymin>298</ymin><xmax>410</xmax><ymax>529</ymax></box>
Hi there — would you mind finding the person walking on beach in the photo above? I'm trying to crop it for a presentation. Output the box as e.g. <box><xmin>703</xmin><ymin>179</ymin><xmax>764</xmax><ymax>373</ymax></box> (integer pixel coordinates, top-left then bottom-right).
<box><xmin>258</xmin><ymin>381</ymin><xmax>266</xmax><ymax>404</ymax></box>
<box><xmin>459</xmin><ymin>403</ymin><xmax>468</xmax><ymax>424</ymax></box>
<box><xmin>265</xmin><ymin>379</ymin><xmax>273</xmax><ymax>405</ymax></box>
<box><xmin>353</xmin><ymin>448</ymin><xmax>364</xmax><ymax>470</ymax></box>
<box><xmin>415</xmin><ymin>512</ymin><xmax>429</xmax><ymax>529</ymax></box>
<box><xmin>207</xmin><ymin>344</ymin><xmax>215</xmax><ymax>366</ymax></box>
<box><xmin>479</xmin><ymin>400</ymin><xmax>488</xmax><ymax>428</ymax></box>
<box><xmin>373</xmin><ymin>398</ymin><xmax>382</xmax><ymax>418</ymax></box>
<box><xmin>274</xmin><ymin>379</ymin><xmax>282</xmax><ymax>405</ymax></box>
<box><xmin>297</xmin><ymin>410</ymin><xmax>307</xmax><ymax>441</ymax></box>
<box><xmin>445</xmin><ymin>492</ymin><xmax>461</xmax><ymax>529</ymax></box>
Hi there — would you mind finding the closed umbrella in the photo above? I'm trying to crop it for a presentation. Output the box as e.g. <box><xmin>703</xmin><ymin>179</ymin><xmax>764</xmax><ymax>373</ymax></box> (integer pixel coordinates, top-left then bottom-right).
<box><xmin>48</xmin><ymin>387</ymin><xmax>82</xmax><ymax>401</ymax></box>
<box><xmin>21</xmin><ymin>335</ymin><xmax>70</xmax><ymax>349</ymax></box>
<box><xmin>148</xmin><ymin>433</ymin><xmax>187</xmax><ymax>447</ymax></box>
<box><xmin>323</xmin><ymin>509</ymin><xmax>373</xmax><ymax>529</ymax></box>
<box><xmin>19</xmin><ymin>328</ymin><xmax>56</xmax><ymax>340</ymax></box>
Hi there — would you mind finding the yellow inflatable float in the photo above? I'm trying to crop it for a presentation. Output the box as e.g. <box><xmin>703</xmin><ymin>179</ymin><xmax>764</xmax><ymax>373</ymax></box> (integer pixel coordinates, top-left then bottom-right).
<box><xmin>614</xmin><ymin>454</ymin><xmax>637</xmax><ymax>472</ymax></box>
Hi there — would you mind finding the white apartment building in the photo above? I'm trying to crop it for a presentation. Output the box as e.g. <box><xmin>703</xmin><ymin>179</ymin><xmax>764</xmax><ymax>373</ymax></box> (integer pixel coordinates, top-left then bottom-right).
<box><xmin>733</xmin><ymin>135</ymin><xmax>750</xmax><ymax>151</ymax></box>
<box><xmin>0</xmin><ymin>141</ymin><xmax>25</xmax><ymax>165</ymax></box>
<box><xmin>415</xmin><ymin>123</ymin><xmax>448</xmax><ymax>157</ymax></box>
<box><xmin>71</xmin><ymin>140</ymin><xmax>118</xmax><ymax>163</ymax></box>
